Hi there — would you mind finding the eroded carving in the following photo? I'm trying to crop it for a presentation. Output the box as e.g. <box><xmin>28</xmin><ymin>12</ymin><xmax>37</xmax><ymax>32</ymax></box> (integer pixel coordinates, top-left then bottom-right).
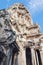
<box><xmin>0</xmin><ymin>10</ymin><xmax>19</xmax><ymax>65</ymax></box>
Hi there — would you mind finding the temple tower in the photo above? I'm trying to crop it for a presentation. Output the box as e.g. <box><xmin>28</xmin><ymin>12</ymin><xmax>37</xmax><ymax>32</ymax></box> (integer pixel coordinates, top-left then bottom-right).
<box><xmin>6</xmin><ymin>3</ymin><xmax>43</xmax><ymax>65</ymax></box>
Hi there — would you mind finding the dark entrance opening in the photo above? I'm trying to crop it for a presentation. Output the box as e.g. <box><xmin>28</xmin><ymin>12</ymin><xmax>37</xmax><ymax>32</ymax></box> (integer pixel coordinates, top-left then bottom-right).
<box><xmin>36</xmin><ymin>50</ymin><xmax>42</xmax><ymax>65</ymax></box>
<box><xmin>26</xmin><ymin>48</ymin><xmax>32</xmax><ymax>65</ymax></box>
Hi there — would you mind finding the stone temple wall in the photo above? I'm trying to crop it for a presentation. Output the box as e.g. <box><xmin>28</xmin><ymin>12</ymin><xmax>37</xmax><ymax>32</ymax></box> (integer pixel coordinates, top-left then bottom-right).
<box><xmin>0</xmin><ymin>3</ymin><xmax>43</xmax><ymax>65</ymax></box>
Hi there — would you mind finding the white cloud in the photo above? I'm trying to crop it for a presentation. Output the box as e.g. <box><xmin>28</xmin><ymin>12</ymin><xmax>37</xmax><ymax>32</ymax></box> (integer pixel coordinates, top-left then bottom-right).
<box><xmin>26</xmin><ymin>0</ymin><xmax>43</xmax><ymax>14</ymax></box>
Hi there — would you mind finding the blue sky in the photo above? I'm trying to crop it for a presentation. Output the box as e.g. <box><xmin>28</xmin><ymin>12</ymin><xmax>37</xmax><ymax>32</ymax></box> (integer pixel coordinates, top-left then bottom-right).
<box><xmin>0</xmin><ymin>0</ymin><xmax>43</xmax><ymax>32</ymax></box>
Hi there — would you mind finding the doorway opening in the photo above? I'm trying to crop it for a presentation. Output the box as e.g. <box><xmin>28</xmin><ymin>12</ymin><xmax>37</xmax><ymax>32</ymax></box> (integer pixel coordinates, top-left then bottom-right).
<box><xmin>26</xmin><ymin>48</ymin><xmax>32</xmax><ymax>65</ymax></box>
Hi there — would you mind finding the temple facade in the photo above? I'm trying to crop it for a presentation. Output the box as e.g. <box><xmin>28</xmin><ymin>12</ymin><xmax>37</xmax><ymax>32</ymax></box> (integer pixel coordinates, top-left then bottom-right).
<box><xmin>7</xmin><ymin>3</ymin><xmax>43</xmax><ymax>65</ymax></box>
<box><xmin>0</xmin><ymin>3</ymin><xmax>43</xmax><ymax>65</ymax></box>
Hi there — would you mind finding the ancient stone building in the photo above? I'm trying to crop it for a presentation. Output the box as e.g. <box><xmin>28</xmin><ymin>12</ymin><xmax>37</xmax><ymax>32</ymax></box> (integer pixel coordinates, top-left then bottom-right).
<box><xmin>7</xmin><ymin>3</ymin><xmax>43</xmax><ymax>65</ymax></box>
<box><xmin>0</xmin><ymin>3</ymin><xmax>43</xmax><ymax>65</ymax></box>
<box><xmin>0</xmin><ymin>9</ymin><xmax>19</xmax><ymax>65</ymax></box>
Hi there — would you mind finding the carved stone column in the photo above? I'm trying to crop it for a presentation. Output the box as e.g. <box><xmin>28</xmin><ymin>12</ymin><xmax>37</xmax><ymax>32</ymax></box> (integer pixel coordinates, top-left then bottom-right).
<box><xmin>31</xmin><ymin>48</ymin><xmax>37</xmax><ymax>65</ymax></box>
<box><xmin>35</xmin><ymin>51</ymin><xmax>39</xmax><ymax>65</ymax></box>
<box><xmin>17</xmin><ymin>49</ymin><xmax>26</xmax><ymax>65</ymax></box>
<box><xmin>40</xmin><ymin>50</ymin><xmax>43</xmax><ymax>65</ymax></box>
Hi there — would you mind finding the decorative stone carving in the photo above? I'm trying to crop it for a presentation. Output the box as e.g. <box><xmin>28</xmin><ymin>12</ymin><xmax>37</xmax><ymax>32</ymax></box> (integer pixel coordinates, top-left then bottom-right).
<box><xmin>0</xmin><ymin>10</ymin><xmax>19</xmax><ymax>65</ymax></box>
<box><xmin>0</xmin><ymin>3</ymin><xmax>43</xmax><ymax>65</ymax></box>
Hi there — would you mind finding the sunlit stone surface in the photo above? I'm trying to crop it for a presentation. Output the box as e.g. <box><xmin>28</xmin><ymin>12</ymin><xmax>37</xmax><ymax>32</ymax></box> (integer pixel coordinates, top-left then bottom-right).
<box><xmin>0</xmin><ymin>3</ymin><xmax>43</xmax><ymax>65</ymax></box>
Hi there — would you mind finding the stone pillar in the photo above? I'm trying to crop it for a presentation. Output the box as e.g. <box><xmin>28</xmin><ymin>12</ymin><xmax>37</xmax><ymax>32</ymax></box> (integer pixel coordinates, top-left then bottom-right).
<box><xmin>17</xmin><ymin>49</ymin><xmax>26</xmax><ymax>65</ymax></box>
<box><xmin>13</xmin><ymin>53</ymin><xmax>18</xmax><ymax>65</ymax></box>
<box><xmin>31</xmin><ymin>48</ymin><xmax>37</xmax><ymax>65</ymax></box>
<box><xmin>40</xmin><ymin>50</ymin><xmax>43</xmax><ymax>65</ymax></box>
<box><xmin>35</xmin><ymin>51</ymin><xmax>39</xmax><ymax>65</ymax></box>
